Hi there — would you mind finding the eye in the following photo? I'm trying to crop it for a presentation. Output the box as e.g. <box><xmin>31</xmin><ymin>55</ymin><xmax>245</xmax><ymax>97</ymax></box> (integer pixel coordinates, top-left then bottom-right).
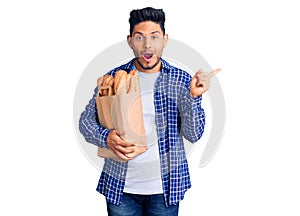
<box><xmin>135</xmin><ymin>36</ymin><xmax>144</xmax><ymax>41</ymax></box>
<box><xmin>151</xmin><ymin>35</ymin><xmax>159</xmax><ymax>40</ymax></box>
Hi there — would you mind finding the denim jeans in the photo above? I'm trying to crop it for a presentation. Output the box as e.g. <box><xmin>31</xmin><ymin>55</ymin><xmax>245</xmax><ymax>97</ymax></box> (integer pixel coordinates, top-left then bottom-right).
<box><xmin>106</xmin><ymin>193</ymin><xmax>179</xmax><ymax>216</ymax></box>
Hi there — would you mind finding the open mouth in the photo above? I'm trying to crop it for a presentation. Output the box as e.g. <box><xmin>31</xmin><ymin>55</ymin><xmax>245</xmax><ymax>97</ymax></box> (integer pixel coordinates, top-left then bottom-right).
<box><xmin>142</xmin><ymin>53</ymin><xmax>154</xmax><ymax>62</ymax></box>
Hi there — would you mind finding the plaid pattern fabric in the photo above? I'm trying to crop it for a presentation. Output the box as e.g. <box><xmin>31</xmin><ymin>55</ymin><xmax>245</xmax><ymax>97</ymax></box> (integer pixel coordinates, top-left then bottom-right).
<box><xmin>79</xmin><ymin>58</ymin><xmax>206</xmax><ymax>206</ymax></box>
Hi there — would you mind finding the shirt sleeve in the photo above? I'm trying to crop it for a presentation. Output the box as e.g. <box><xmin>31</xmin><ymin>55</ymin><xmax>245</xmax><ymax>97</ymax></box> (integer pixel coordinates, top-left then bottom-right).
<box><xmin>79</xmin><ymin>87</ymin><xmax>111</xmax><ymax>148</ymax></box>
<box><xmin>178</xmin><ymin>81</ymin><xmax>206</xmax><ymax>143</ymax></box>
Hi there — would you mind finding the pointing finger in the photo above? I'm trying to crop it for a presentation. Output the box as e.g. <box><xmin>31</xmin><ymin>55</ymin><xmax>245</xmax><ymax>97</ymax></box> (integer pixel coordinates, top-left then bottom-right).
<box><xmin>208</xmin><ymin>68</ymin><xmax>222</xmax><ymax>79</ymax></box>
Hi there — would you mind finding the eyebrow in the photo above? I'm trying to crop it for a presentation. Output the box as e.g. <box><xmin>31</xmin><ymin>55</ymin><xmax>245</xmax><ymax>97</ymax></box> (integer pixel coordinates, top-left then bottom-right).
<box><xmin>150</xmin><ymin>31</ymin><xmax>160</xmax><ymax>35</ymax></box>
<box><xmin>133</xmin><ymin>32</ymin><xmax>143</xmax><ymax>36</ymax></box>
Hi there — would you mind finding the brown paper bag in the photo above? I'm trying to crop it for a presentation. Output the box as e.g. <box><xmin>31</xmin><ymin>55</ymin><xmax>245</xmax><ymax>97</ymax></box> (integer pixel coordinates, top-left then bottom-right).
<box><xmin>95</xmin><ymin>77</ymin><xmax>147</xmax><ymax>162</ymax></box>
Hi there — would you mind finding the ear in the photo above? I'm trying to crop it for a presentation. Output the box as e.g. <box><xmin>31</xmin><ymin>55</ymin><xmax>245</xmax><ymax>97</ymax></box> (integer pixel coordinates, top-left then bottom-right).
<box><xmin>127</xmin><ymin>35</ymin><xmax>133</xmax><ymax>49</ymax></box>
<box><xmin>163</xmin><ymin>34</ymin><xmax>169</xmax><ymax>48</ymax></box>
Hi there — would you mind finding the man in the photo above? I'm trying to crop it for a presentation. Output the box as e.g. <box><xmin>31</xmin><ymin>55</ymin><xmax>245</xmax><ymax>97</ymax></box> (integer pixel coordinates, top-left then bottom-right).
<box><xmin>79</xmin><ymin>7</ymin><xmax>221</xmax><ymax>216</ymax></box>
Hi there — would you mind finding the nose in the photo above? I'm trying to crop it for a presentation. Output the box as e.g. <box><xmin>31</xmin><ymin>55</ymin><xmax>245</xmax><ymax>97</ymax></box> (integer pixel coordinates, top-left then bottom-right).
<box><xmin>143</xmin><ymin>37</ymin><xmax>151</xmax><ymax>49</ymax></box>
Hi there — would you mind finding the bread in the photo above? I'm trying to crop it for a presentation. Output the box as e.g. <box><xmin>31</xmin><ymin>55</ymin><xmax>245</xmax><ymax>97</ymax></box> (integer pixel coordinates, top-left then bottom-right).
<box><xmin>130</xmin><ymin>69</ymin><xmax>138</xmax><ymax>76</ymax></box>
<box><xmin>97</xmin><ymin>76</ymin><xmax>104</xmax><ymax>88</ymax></box>
<box><xmin>98</xmin><ymin>75</ymin><xmax>114</xmax><ymax>96</ymax></box>
<box><xmin>114</xmin><ymin>70</ymin><xmax>128</xmax><ymax>95</ymax></box>
<box><xmin>97</xmin><ymin>70</ymin><xmax>139</xmax><ymax>96</ymax></box>
<box><xmin>103</xmin><ymin>75</ymin><xmax>114</xmax><ymax>96</ymax></box>
<box><xmin>126</xmin><ymin>73</ymin><xmax>133</xmax><ymax>93</ymax></box>
<box><xmin>97</xmin><ymin>76</ymin><xmax>104</xmax><ymax>95</ymax></box>
<box><xmin>129</xmin><ymin>70</ymin><xmax>140</xmax><ymax>93</ymax></box>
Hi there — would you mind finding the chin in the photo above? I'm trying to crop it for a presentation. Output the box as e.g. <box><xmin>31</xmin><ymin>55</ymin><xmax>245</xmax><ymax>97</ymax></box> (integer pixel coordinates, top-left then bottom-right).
<box><xmin>136</xmin><ymin>56</ymin><xmax>161</xmax><ymax>70</ymax></box>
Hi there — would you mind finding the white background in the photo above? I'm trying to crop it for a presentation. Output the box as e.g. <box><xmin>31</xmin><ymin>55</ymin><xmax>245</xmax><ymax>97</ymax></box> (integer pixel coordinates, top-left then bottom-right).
<box><xmin>1</xmin><ymin>0</ymin><xmax>299</xmax><ymax>215</ymax></box>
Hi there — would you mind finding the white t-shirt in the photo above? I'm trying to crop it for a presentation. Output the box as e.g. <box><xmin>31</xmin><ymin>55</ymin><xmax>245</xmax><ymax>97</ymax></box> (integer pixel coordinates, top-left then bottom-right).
<box><xmin>123</xmin><ymin>70</ymin><xmax>163</xmax><ymax>194</ymax></box>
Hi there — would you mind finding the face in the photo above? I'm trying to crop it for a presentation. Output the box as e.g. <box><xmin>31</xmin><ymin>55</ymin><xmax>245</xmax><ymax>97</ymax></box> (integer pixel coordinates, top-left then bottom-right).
<box><xmin>127</xmin><ymin>21</ymin><xmax>168</xmax><ymax>73</ymax></box>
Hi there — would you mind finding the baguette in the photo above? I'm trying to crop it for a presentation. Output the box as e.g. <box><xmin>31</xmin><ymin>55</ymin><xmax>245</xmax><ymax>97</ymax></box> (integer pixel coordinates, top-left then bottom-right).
<box><xmin>126</xmin><ymin>73</ymin><xmax>133</xmax><ymax>93</ymax></box>
<box><xmin>97</xmin><ymin>69</ymin><xmax>139</xmax><ymax>96</ymax></box>
<box><xmin>104</xmin><ymin>75</ymin><xmax>114</xmax><ymax>96</ymax></box>
<box><xmin>129</xmin><ymin>70</ymin><xmax>140</xmax><ymax>93</ymax></box>
<box><xmin>98</xmin><ymin>75</ymin><xmax>114</xmax><ymax>96</ymax></box>
<box><xmin>130</xmin><ymin>69</ymin><xmax>138</xmax><ymax>76</ymax></box>
<box><xmin>97</xmin><ymin>76</ymin><xmax>104</xmax><ymax>95</ymax></box>
<box><xmin>114</xmin><ymin>70</ymin><xmax>128</xmax><ymax>95</ymax></box>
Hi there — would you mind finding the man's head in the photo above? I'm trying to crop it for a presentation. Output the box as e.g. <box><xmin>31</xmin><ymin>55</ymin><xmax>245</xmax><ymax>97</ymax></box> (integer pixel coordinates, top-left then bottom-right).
<box><xmin>127</xmin><ymin>7</ymin><xmax>168</xmax><ymax>73</ymax></box>
<box><xmin>129</xmin><ymin>7</ymin><xmax>166</xmax><ymax>37</ymax></box>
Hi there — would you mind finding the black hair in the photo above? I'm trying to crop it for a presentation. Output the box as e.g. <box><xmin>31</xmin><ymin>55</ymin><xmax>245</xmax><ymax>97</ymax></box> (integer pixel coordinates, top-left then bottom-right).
<box><xmin>129</xmin><ymin>7</ymin><xmax>166</xmax><ymax>36</ymax></box>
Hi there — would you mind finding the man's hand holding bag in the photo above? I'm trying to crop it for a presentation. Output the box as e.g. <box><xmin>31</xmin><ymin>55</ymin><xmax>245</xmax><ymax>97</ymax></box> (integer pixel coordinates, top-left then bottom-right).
<box><xmin>96</xmin><ymin>70</ymin><xmax>148</xmax><ymax>162</ymax></box>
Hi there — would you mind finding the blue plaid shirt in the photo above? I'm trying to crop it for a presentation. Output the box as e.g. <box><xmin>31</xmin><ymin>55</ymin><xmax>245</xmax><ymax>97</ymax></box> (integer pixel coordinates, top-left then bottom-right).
<box><xmin>79</xmin><ymin>58</ymin><xmax>205</xmax><ymax>206</ymax></box>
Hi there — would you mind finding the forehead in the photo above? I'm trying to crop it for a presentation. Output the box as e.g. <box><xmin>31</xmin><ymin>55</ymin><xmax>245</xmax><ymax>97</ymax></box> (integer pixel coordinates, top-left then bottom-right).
<box><xmin>132</xmin><ymin>21</ymin><xmax>163</xmax><ymax>35</ymax></box>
